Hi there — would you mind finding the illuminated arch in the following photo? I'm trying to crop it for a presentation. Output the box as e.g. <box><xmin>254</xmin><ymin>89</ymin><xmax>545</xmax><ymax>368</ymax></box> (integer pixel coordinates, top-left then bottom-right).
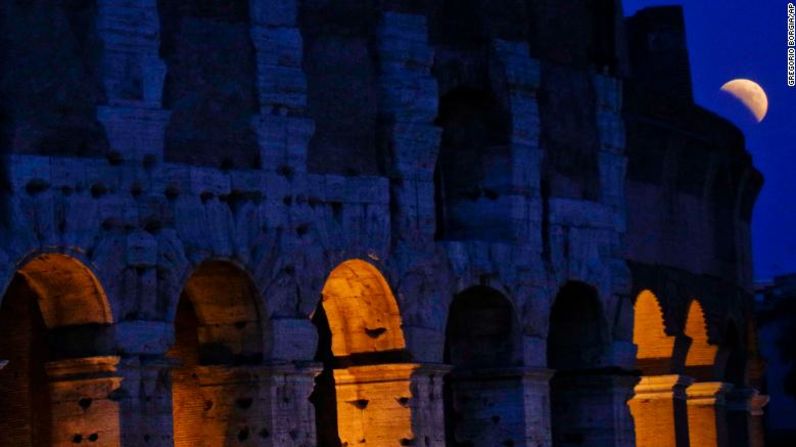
<box><xmin>0</xmin><ymin>253</ymin><xmax>112</xmax><ymax>446</ymax></box>
<box><xmin>633</xmin><ymin>290</ymin><xmax>676</xmax><ymax>374</ymax></box>
<box><xmin>684</xmin><ymin>299</ymin><xmax>718</xmax><ymax>378</ymax></box>
<box><xmin>169</xmin><ymin>259</ymin><xmax>264</xmax><ymax>364</ymax></box>
<box><xmin>10</xmin><ymin>253</ymin><xmax>112</xmax><ymax>327</ymax></box>
<box><xmin>319</xmin><ymin>259</ymin><xmax>406</xmax><ymax>357</ymax></box>
<box><xmin>169</xmin><ymin>260</ymin><xmax>265</xmax><ymax>447</ymax></box>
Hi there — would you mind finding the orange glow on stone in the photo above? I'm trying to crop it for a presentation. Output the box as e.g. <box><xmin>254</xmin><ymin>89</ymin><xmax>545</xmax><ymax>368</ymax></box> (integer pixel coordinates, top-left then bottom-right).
<box><xmin>684</xmin><ymin>300</ymin><xmax>719</xmax><ymax>378</ymax></box>
<box><xmin>319</xmin><ymin>259</ymin><xmax>405</xmax><ymax>357</ymax></box>
<box><xmin>633</xmin><ymin>290</ymin><xmax>676</xmax><ymax>374</ymax></box>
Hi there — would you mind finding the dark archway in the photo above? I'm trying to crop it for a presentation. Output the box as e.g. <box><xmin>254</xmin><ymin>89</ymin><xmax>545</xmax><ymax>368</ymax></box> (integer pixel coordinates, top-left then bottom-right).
<box><xmin>548</xmin><ymin>281</ymin><xmax>611</xmax><ymax>447</ymax></box>
<box><xmin>443</xmin><ymin>286</ymin><xmax>525</xmax><ymax>446</ymax></box>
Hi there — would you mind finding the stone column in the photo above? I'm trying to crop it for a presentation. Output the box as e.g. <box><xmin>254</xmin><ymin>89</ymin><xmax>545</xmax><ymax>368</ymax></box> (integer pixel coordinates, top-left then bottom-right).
<box><xmin>249</xmin><ymin>0</ymin><xmax>315</xmax><ymax>173</ymax></box>
<box><xmin>261</xmin><ymin>362</ymin><xmax>323</xmax><ymax>446</ymax></box>
<box><xmin>550</xmin><ymin>371</ymin><xmax>639</xmax><ymax>447</ymax></box>
<box><xmin>46</xmin><ymin>356</ymin><xmax>124</xmax><ymax>447</ymax></box>
<box><xmin>629</xmin><ymin>374</ymin><xmax>693</xmax><ymax>447</ymax></box>
<box><xmin>189</xmin><ymin>362</ymin><xmax>321</xmax><ymax>447</ymax></box>
<box><xmin>686</xmin><ymin>382</ymin><xmax>733</xmax><ymax>447</ymax></box>
<box><xmin>332</xmin><ymin>363</ymin><xmax>451</xmax><ymax>447</ymax></box>
<box><xmin>447</xmin><ymin>367</ymin><xmax>554</xmax><ymax>447</ymax></box>
<box><xmin>408</xmin><ymin>364</ymin><xmax>451</xmax><ymax>447</ymax></box>
<box><xmin>96</xmin><ymin>0</ymin><xmax>170</xmax><ymax>161</ymax></box>
<box><xmin>726</xmin><ymin>388</ymin><xmax>769</xmax><ymax>447</ymax></box>
<box><xmin>117</xmin><ymin>357</ymin><xmax>176</xmax><ymax>447</ymax></box>
<box><xmin>749</xmin><ymin>392</ymin><xmax>769</xmax><ymax>447</ymax></box>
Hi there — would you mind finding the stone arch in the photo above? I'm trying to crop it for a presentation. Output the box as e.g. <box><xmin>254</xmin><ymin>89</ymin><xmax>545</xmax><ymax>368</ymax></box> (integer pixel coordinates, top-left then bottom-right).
<box><xmin>167</xmin><ymin>260</ymin><xmax>266</xmax><ymax>447</ymax></box>
<box><xmin>548</xmin><ymin>281</ymin><xmax>617</xmax><ymax>447</ymax></box>
<box><xmin>2</xmin><ymin>253</ymin><xmax>113</xmax><ymax>328</ymax></box>
<box><xmin>548</xmin><ymin>281</ymin><xmax>609</xmax><ymax>370</ymax></box>
<box><xmin>434</xmin><ymin>87</ymin><xmax>513</xmax><ymax>241</ymax></box>
<box><xmin>0</xmin><ymin>253</ymin><xmax>113</xmax><ymax>447</ymax></box>
<box><xmin>443</xmin><ymin>286</ymin><xmax>527</xmax><ymax>445</ymax></box>
<box><xmin>158</xmin><ymin>0</ymin><xmax>260</xmax><ymax>168</ymax></box>
<box><xmin>445</xmin><ymin>286</ymin><xmax>521</xmax><ymax>368</ymax></box>
<box><xmin>633</xmin><ymin>289</ymin><xmax>677</xmax><ymax>374</ymax></box>
<box><xmin>311</xmin><ymin>259</ymin><xmax>412</xmax><ymax>447</ymax></box>
<box><xmin>684</xmin><ymin>299</ymin><xmax>719</xmax><ymax>380</ymax></box>
<box><xmin>318</xmin><ymin>259</ymin><xmax>406</xmax><ymax>357</ymax></box>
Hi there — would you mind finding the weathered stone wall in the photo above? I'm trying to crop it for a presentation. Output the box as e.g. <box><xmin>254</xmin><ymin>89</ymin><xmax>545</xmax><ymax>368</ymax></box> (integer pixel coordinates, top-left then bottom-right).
<box><xmin>0</xmin><ymin>1</ymin><xmax>762</xmax><ymax>447</ymax></box>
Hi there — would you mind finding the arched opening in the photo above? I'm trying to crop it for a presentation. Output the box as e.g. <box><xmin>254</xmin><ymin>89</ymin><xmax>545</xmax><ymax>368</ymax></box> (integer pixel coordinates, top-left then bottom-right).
<box><xmin>630</xmin><ymin>290</ymin><xmax>690</xmax><ymax>447</ymax></box>
<box><xmin>434</xmin><ymin>87</ymin><xmax>512</xmax><ymax>241</ymax></box>
<box><xmin>633</xmin><ymin>290</ymin><xmax>676</xmax><ymax>374</ymax></box>
<box><xmin>300</xmin><ymin>0</ymin><xmax>381</xmax><ymax>176</ymax></box>
<box><xmin>310</xmin><ymin>259</ymin><xmax>411</xmax><ymax>446</ymax></box>
<box><xmin>721</xmin><ymin>322</ymin><xmax>746</xmax><ymax>387</ymax></box>
<box><xmin>158</xmin><ymin>0</ymin><xmax>260</xmax><ymax>168</ymax></box>
<box><xmin>443</xmin><ymin>286</ymin><xmax>524</xmax><ymax>445</ymax></box>
<box><xmin>167</xmin><ymin>260</ymin><xmax>264</xmax><ymax>447</ymax></box>
<box><xmin>684</xmin><ymin>299</ymin><xmax>719</xmax><ymax>381</ymax></box>
<box><xmin>0</xmin><ymin>254</ymin><xmax>113</xmax><ymax>447</ymax></box>
<box><xmin>547</xmin><ymin>281</ymin><xmax>612</xmax><ymax>447</ymax></box>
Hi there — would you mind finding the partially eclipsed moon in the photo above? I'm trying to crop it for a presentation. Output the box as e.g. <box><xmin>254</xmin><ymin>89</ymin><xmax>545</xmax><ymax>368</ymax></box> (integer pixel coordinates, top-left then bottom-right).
<box><xmin>720</xmin><ymin>78</ymin><xmax>768</xmax><ymax>122</ymax></box>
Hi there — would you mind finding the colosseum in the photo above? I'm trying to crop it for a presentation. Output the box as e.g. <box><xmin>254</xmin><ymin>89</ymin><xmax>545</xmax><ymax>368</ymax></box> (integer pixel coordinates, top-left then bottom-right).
<box><xmin>0</xmin><ymin>1</ymin><xmax>767</xmax><ymax>446</ymax></box>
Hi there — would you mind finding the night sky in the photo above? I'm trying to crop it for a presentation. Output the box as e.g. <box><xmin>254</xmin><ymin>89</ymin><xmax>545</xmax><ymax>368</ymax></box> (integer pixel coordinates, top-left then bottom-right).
<box><xmin>623</xmin><ymin>1</ymin><xmax>796</xmax><ymax>282</ymax></box>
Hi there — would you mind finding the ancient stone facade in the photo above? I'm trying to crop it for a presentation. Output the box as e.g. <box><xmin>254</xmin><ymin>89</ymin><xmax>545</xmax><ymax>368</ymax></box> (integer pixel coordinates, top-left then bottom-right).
<box><xmin>0</xmin><ymin>2</ymin><xmax>763</xmax><ymax>447</ymax></box>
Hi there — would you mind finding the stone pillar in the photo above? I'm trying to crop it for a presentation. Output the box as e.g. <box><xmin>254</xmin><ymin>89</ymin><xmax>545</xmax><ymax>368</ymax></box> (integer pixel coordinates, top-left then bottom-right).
<box><xmin>261</xmin><ymin>362</ymin><xmax>323</xmax><ymax>446</ymax></box>
<box><xmin>749</xmin><ymin>392</ymin><xmax>769</xmax><ymax>447</ymax></box>
<box><xmin>46</xmin><ymin>356</ymin><xmax>124</xmax><ymax>447</ymax></box>
<box><xmin>117</xmin><ymin>357</ymin><xmax>176</xmax><ymax>447</ymax></box>
<box><xmin>332</xmin><ymin>363</ymin><xmax>450</xmax><ymax>447</ymax></box>
<box><xmin>726</xmin><ymin>388</ymin><xmax>769</xmax><ymax>447</ymax></box>
<box><xmin>629</xmin><ymin>375</ymin><xmax>693</xmax><ymax>447</ymax></box>
<box><xmin>96</xmin><ymin>0</ymin><xmax>170</xmax><ymax>161</ymax></box>
<box><xmin>686</xmin><ymin>382</ymin><xmax>733</xmax><ymax>447</ymax></box>
<box><xmin>447</xmin><ymin>367</ymin><xmax>553</xmax><ymax>447</ymax></box>
<box><xmin>550</xmin><ymin>371</ymin><xmax>639</xmax><ymax>447</ymax></box>
<box><xmin>249</xmin><ymin>0</ymin><xmax>315</xmax><ymax>172</ymax></box>
<box><xmin>186</xmin><ymin>362</ymin><xmax>321</xmax><ymax>447</ymax></box>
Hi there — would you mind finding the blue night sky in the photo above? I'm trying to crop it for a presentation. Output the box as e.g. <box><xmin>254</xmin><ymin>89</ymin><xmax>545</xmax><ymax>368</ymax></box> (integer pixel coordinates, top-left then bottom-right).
<box><xmin>624</xmin><ymin>0</ymin><xmax>796</xmax><ymax>282</ymax></box>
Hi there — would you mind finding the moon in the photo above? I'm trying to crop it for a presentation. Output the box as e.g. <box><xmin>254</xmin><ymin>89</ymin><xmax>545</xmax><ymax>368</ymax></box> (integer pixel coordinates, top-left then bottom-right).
<box><xmin>720</xmin><ymin>79</ymin><xmax>768</xmax><ymax>122</ymax></box>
